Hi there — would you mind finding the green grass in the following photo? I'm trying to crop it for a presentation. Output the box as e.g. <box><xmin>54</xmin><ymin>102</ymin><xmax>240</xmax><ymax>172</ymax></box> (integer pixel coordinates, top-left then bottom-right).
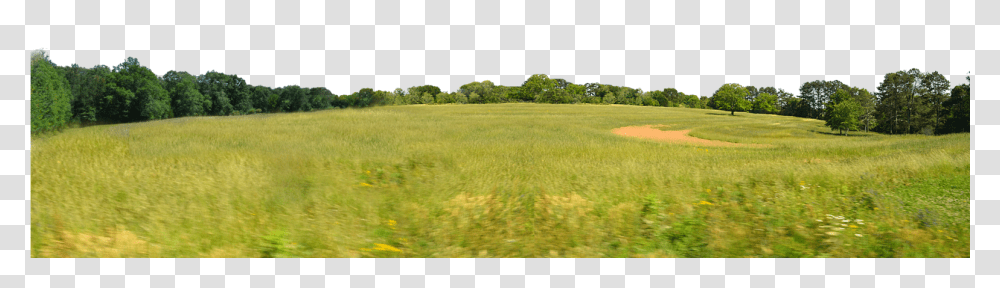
<box><xmin>30</xmin><ymin>104</ymin><xmax>970</xmax><ymax>258</ymax></box>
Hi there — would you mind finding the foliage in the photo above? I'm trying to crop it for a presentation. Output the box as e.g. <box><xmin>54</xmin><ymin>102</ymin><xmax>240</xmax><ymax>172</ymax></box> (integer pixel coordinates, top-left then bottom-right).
<box><xmin>197</xmin><ymin>71</ymin><xmax>234</xmax><ymax>116</ymax></box>
<box><xmin>941</xmin><ymin>84</ymin><xmax>970</xmax><ymax>134</ymax></box>
<box><xmin>712</xmin><ymin>83</ymin><xmax>751</xmax><ymax>115</ymax></box>
<box><xmin>824</xmin><ymin>90</ymin><xmax>862</xmax><ymax>135</ymax></box>
<box><xmin>163</xmin><ymin>71</ymin><xmax>210</xmax><ymax>117</ymax></box>
<box><xmin>30</xmin><ymin>50</ymin><xmax>73</xmax><ymax>134</ymax></box>
<box><xmin>752</xmin><ymin>93</ymin><xmax>779</xmax><ymax>114</ymax></box>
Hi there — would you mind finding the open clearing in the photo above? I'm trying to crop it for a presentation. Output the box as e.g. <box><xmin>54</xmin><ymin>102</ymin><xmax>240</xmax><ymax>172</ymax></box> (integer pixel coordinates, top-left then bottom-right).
<box><xmin>612</xmin><ymin>125</ymin><xmax>764</xmax><ymax>147</ymax></box>
<box><xmin>31</xmin><ymin>104</ymin><xmax>969</xmax><ymax>258</ymax></box>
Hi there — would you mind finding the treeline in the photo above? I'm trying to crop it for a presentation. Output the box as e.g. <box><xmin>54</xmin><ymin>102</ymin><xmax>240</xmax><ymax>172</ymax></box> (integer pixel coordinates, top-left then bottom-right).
<box><xmin>707</xmin><ymin>69</ymin><xmax>970</xmax><ymax>135</ymax></box>
<box><xmin>31</xmin><ymin>50</ymin><xmax>969</xmax><ymax>136</ymax></box>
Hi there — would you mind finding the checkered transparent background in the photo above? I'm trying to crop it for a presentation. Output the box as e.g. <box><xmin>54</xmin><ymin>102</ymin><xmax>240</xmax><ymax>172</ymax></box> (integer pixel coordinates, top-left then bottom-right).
<box><xmin>1</xmin><ymin>0</ymin><xmax>997</xmax><ymax>287</ymax></box>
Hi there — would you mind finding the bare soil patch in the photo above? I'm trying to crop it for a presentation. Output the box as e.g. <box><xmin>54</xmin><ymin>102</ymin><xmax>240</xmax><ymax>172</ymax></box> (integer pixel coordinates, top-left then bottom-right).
<box><xmin>612</xmin><ymin>125</ymin><xmax>766</xmax><ymax>147</ymax></box>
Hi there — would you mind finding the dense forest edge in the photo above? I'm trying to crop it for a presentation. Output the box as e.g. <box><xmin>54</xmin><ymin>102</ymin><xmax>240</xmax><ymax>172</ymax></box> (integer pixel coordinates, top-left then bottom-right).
<box><xmin>30</xmin><ymin>49</ymin><xmax>970</xmax><ymax>137</ymax></box>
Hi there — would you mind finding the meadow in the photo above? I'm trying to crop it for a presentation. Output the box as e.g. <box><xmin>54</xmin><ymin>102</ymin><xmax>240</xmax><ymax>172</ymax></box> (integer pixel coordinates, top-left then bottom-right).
<box><xmin>30</xmin><ymin>104</ymin><xmax>970</xmax><ymax>258</ymax></box>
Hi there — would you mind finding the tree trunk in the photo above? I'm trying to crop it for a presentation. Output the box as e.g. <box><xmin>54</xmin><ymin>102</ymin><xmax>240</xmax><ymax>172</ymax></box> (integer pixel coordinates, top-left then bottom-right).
<box><xmin>731</xmin><ymin>110</ymin><xmax>734</xmax><ymax>115</ymax></box>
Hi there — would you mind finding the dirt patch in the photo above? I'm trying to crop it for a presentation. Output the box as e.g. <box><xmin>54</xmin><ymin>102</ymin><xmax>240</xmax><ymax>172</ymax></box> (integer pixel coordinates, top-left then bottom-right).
<box><xmin>612</xmin><ymin>125</ymin><xmax>766</xmax><ymax>147</ymax></box>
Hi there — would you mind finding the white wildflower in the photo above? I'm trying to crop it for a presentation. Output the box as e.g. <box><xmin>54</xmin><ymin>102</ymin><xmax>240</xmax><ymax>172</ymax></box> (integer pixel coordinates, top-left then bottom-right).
<box><xmin>855</xmin><ymin>234</ymin><xmax>863</xmax><ymax>237</ymax></box>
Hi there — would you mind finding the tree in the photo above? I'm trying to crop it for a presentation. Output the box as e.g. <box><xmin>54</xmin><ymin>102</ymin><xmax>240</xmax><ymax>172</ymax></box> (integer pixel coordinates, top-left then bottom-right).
<box><xmin>903</xmin><ymin>68</ymin><xmax>925</xmax><ymax>134</ymax></box>
<box><xmin>682</xmin><ymin>94</ymin><xmax>701</xmax><ymax>108</ymax></box>
<box><xmin>354</xmin><ymin>88</ymin><xmax>376</xmax><ymax>107</ymax></box>
<box><xmin>875</xmin><ymin>71</ymin><xmax>917</xmax><ymax>134</ymax></box>
<box><xmin>407</xmin><ymin>85</ymin><xmax>441</xmax><ymax>99</ymax></box>
<box><xmin>825</xmin><ymin>96</ymin><xmax>861</xmax><ymax>135</ymax></box>
<box><xmin>251</xmin><ymin>85</ymin><xmax>275</xmax><ymax>112</ymax></box>
<box><xmin>162</xmin><ymin>70</ymin><xmax>210</xmax><ymax>117</ymax></box>
<box><xmin>800</xmin><ymin>80</ymin><xmax>849</xmax><ymax>119</ymax></box>
<box><xmin>522</xmin><ymin>74</ymin><xmax>555</xmax><ymax>100</ymax></box>
<box><xmin>851</xmin><ymin>87</ymin><xmax>877</xmax><ymax>133</ymax></box>
<box><xmin>920</xmin><ymin>71</ymin><xmax>950</xmax><ymax>134</ymax></box>
<box><xmin>224</xmin><ymin>75</ymin><xmax>253</xmax><ymax>114</ymax></box>
<box><xmin>753</xmin><ymin>93</ymin><xmax>779</xmax><ymax>114</ymax></box>
<box><xmin>423</xmin><ymin>92</ymin><xmax>436</xmax><ymax>104</ymax></box>
<box><xmin>744</xmin><ymin>86</ymin><xmax>759</xmax><ymax>104</ymax></box>
<box><xmin>713</xmin><ymin>83</ymin><xmax>751</xmax><ymax>115</ymax></box>
<box><xmin>639</xmin><ymin>93</ymin><xmax>659</xmax><ymax>106</ymax></box>
<box><xmin>309</xmin><ymin>87</ymin><xmax>335</xmax><ymax>111</ymax></box>
<box><xmin>197</xmin><ymin>71</ymin><xmax>234</xmax><ymax>115</ymax></box>
<box><xmin>104</xmin><ymin>57</ymin><xmax>171</xmax><ymax>121</ymax></box>
<box><xmin>61</xmin><ymin>64</ymin><xmax>111</xmax><ymax>123</ymax></box>
<box><xmin>663</xmin><ymin>88</ymin><xmax>682</xmax><ymax>106</ymax></box>
<box><xmin>277</xmin><ymin>85</ymin><xmax>308</xmax><ymax>111</ymax></box>
<box><xmin>392</xmin><ymin>88</ymin><xmax>406</xmax><ymax>105</ymax></box>
<box><xmin>824</xmin><ymin>89</ymin><xmax>851</xmax><ymax>121</ymax></box>
<box><xmin>30</xmin><ymin>50</ymin><xmax>73</xmax><ymax>133</ymax></box>
<box><xmin>942</xmin><ymin>84</ymin><xmax>970</xmax><ymax>134</ymax></box>
<box><xmin>773</xmin><ymin>88</ymin><xmax>797</xmax><ymax>116</ymax></box>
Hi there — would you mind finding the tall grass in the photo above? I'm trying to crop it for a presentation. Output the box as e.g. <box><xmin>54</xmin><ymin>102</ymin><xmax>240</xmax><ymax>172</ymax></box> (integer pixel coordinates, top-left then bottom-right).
<box><xmin>31</xmin><ymin>104</ymin><xmax>970</xmax><ymax>258</ymax></box>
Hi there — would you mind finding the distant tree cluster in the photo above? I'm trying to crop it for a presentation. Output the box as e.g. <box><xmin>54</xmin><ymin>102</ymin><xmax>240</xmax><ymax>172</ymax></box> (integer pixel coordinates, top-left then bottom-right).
<box><xmin>30</xmin><ymin>50</ymin><xmax>970</xmax><ymax>137</ymax></box>
<box><xmin>703</xmin><ymin>69</ymin><xmax>969</xmax><ymax>135</ymax></box>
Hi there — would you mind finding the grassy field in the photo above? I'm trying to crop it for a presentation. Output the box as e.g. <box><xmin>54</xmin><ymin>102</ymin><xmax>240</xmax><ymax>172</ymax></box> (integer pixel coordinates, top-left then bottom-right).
<box><xmin>30</xmin><ymin>104</ymin><xmax>970</xmax><ymax>258</ymax></box>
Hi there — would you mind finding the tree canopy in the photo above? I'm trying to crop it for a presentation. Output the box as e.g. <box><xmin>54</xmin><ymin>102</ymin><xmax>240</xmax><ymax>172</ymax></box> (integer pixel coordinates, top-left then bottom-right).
<box><xmin>713</xmin><ymin>83</ymin><xmax>751</xmax><ymax>115</ymax></box>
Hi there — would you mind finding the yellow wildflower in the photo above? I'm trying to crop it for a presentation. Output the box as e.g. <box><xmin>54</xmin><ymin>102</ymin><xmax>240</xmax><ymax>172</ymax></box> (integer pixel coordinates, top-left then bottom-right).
<box><xmin>373</xmin><ymin>243</ymin><xmax>401</xmax><ymax>252</ymax></box>
<box><xmin>849</xmin><ymin>225</ymin><xmax>858</xmax><ymax>228</ymax></box>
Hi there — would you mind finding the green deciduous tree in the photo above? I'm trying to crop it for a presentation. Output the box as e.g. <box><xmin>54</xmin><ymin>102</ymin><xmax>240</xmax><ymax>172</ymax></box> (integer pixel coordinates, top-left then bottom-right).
<box><xmin>61</xmin><ymin>64</ymin><xmax>111</xmax><ymax>123</ymax></box>
<box><xmin>30</xmin><ymin>50</ymin><xmax>73</xmax><ymax>134</ymax></box>
<box><xmin>162</xmin><ymin>70</ymin><xmax>210</xmax><ymax>117</ymax></box>
<box><xmin>521</xmin><ymin>74</ymin><xmax>555</xmax><ymax>100</ymax></box>
<box><xmin>851</xmin><ymin>88</ymin><xmax>877</xmax><ymax>133</ymax></box>
<box><xmin>407</xmin><ymin>85</ymin><xmax>441</xmax><ymax>100</ymax></box>
<box><xmin>309</xmin><ymin>87</ymin><xmax>335</xmax><ymax>111</ymax></box>
<box><xmin>197</xmin><ymin>71</ymin><xmax>234</xmax><ymax>115</ymax></box>
<box><xmin>825</xmin><ymin>90</ymin><xmax>861</xmax><ymax>135</ymax></box>
<box><xmin>278</xmin><ymin>85</ymin><xmax>309</xmax><ymax>111</ymax></box>
<box><xmin>251</xmin><ymin>85</ymin><xmax>276</xmax><ymax>112</ymax></box>
<box><xmin>942</xmin><ymin>84</ymin><xmax>970</xmax><ymax>134</ymax></box>
<box><xmin>753</xmin><ymin>93</ymin><xmax>779</xmax><ymax>114</ymax></box>
<box><xmin>663</xmin><ymin>88</ymin><xmax>682</xmax><ymax>107</ymax></box>
<box><xmin>103</xmin><ymin>57</ymin><xmax>171</xmax><ymax>122</ymax></box>
<box><xmin>713</xmin><ymin>83</ymin><xmax>751</xmax><ymax>115</ymax></box>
